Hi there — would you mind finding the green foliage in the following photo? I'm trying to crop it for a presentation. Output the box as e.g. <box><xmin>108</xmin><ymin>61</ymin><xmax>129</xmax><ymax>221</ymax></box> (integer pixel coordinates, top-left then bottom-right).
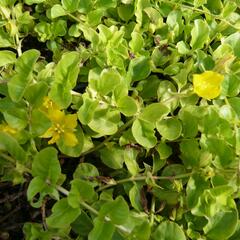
<box><xmin>0</xmin><ymin>0</ymin><xmax>240</xmax><ymax>239</ymax></box>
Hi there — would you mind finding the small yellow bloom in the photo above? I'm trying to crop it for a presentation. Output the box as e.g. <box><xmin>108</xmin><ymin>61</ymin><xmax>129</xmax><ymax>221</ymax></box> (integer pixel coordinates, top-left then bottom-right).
<box><xmin>41</xmin><ymin>110</ymin><xmax>78</xmax><ymax>147</ymax></box>
<box><xmin>41</xmin><ymin>96</ymin><xmax>61</xmax><ymax>114</ymax></box>
<box><xmin>0</xmin><ymin>122</ymin><xmax>17</xmax><ymax>135</ymax></box>
<box><xmin>193</xmin><ymin>71</ymin><xmax>224</xmax><ymax>100</ymax></box>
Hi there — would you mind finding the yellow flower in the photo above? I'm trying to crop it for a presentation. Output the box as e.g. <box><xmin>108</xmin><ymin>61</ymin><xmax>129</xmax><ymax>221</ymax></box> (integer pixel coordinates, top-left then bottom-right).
<box><xmin>41</xmin><ymin>96</ymin><xmax>61</xmax><ymax>114</ymax></box>
<box><xmin>193</xmin><ymin>71</ymin><xmax>224</xmax><ymax>100</ymax></box>
<box><xmin>41</xmin><ymin>110</ymin><xmax>78</xmax><ymax>147</ymax></box>
<box><xmin>0</xmin><ymin>122</ymin><xmax>17</xmax><ymax>135</ymax></box>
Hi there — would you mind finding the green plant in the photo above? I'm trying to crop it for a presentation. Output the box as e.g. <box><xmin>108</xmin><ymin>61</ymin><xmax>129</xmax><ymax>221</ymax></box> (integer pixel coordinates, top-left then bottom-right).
<box><xmin>1</xmin><ymin>0</ymin><xmax>240</xmax><ymax>239</ymax></box>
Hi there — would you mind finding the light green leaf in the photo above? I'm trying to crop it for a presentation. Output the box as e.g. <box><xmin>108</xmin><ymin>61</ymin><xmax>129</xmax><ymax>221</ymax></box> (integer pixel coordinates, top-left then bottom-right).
<box><xmin>129</xmin><ymin>32</ymin><xmax>144</xmax><ymax>53</ymax></box>
<box><xmin>205</xmin><ymin>0</ymin><xmax>223</xmax><ymax>14</ymax></box>
<box><xmin>178</xmin><ymin>106</ymin><xmax>199</xmax><ymax>138</ymax></box>
<box><xmin>205</xmin><ymin>138</ymin><xmax>235</xmax><ymax>168</ymax></box>
<box><xmin>132</xmin><ymin>118</ymin><xmax>157</xmax><ymax>148</ymax></box>
<box><xmin>32</xmin><ymin>147</ymin><xmax>61</xmax><ymax>184</ymax></box>
<box><xmin>61</xmin><ymin>0</ymin><xmax>80</xmax><ymax>12</ymax></box>
<box><xmin>0</xmin><ymin>28</ymin><xmax>13</xmax><ymax>47</ymax></box>
<box><xmin>87</xmin><ymin>9</ymin><xmax>104</xmax><ymax>26</ymax></box>
<box><xmin>99</xmin><ymin>196</ymin><xmax>129</xmax><ymax>225</ymax></box>
<box><xmin>34</xmin><ymin>22</ymin><xmax>52</xmax><ymax>41</ymax></box>
<box><xmin>0</xmin><ymin>50</ymin><xmax>16</xmax><ymax>67</ymax></box>
<box><xmin>3</xmin><ymin>107</ymin><xmax>28</xmax><ymax>129</ymax></box>
<box><xmin>153</xmin><ymin>188</ymin><xmax>179</xmax><ymax>205</ymax></box>
<box><xmin>68</xmin><ymin>179</ymin><xmax>96</xmax><ymax>208</ymax></box>
<box><xmin>190</xmin><ymin>19</ymin><xmax>209</xmax><ymax>50</ymax></box>
<box><xmin>0</xmin><ymin>132</ymin><xmax>27</xmax><ymax>163</ymax></box>
<box><xmin>153</xmin><ymin>221</ymin><xmax>186</xmax><ymax>240</ymax></box>
<box><xmin>24</xmin><ymin>0</ymin><xmax>45</xmax><ymax>4</ymax></box>
<box><xmin>71</xmin><ymin>212</ymin><xmax>93</xmax><ymax>237</ymax></box>
<box><xmin>88</xmin><ymin>109</ymin><xmax>120</xmax><ymax>136</ymax></box>
<box><xmin>100</xmin><ymin>145</ymin><xmax>124</xmax><ymax>169</ymax></box>
<box><xmin>95</xmin><ymin>0</ymin><xmax>117</xmax><ymax>9</ymax></box>
<box><xmin>186</xmin><ymin>174</ymin><xmax>209</xmax><ymax>209</ymax></box>
<box><xmin>124</xmin><ymin>147</ymin><xmax>139</xmax><ymax>176</ymax></box>
<box><xmin>156</xmin><ymin>141</ymin><xmax>172</xmax><ymax>159</ymax></box>
<box><xmin>140</xmin><ymin>103</ymin><xmax>169</xmax><ymax>124</ymax></box>
<box><xmin>204</xmin><ymin>209</ymin><xmax>238</xmax><ymax>240</ymax></box>
<box><xmin>224</xmin><ymin>32</ymin><xmax>240</xmax><ymax>58</ymax></box>
<box><xmin>89</xmin><ymin>217</ymin><xmax>115</xmax><ymax>240</ymax></box>
<box><xmin>27</xmin><ymin>176</ymin><xmax>59</xmax><ymax>208</ymax></box>
<box><xmin>99</xmin><ymin>68</ymin><xmax>121</xmax><ymax>95</ymax></box>
<box><xmin>156</xmin><ymin>118</ymin><xmax>182</xmax><ymax>141</ymax></box>
<box><xmin>128</xmin><ymin>56</ymin><xmax>151</xmax><ymax>82</ymax></box>
<box><xmin>193</xmin><ymin>0</ymin><xmax>207</xmax><ymax>7</ymax></box>
<box><xmin>176</xmin><ymin>41</ymin><xmax>190</xmax><ymax>54</ymax></box>
<box><xmin>180</xmin><ymin>139</ymin><xmax>201</xmax><ymax>168</ymax></box>
<box><xmin>117</xmin><ymin>96</ymin><xmax>138</xmax><ymax>116</ymax></box>
<box><xmin>49</xmin><ymin>51</ymin><xmax>80</xmax><ymax>108</ymax></box>
<box><xmin>51</xmin><ymin>20</ymin><xmax>67</xmax><ymax>37</ymax></box>
<box><xmin>130</xmin><ymin>220</ymin><xmax>151</xmax><ymax>240</ymax></box>
<box><xmin>46</xmin><ymin>198</ymin><xmax>81</xmax><ymax>228</ymax></box>
<box><xmin>129</xmin><ymin>184</ymin><xmax>143</xmax><ymax>211</ymax></box>
<box><xmin>73</xmin><ymin>163</ymin><xmax>99</xmax><ymax>186</ymax></box>
<box><xmin>54</xmin><ymin>51</ymin><xmax>80</xmax><ymax>87</ymax></box>
<box><xmin>31</xmin><ymin>109</ymin><xmax>51</xmax><ymax>136</ymax></box>
<box><xmin>49</xmin><ymin>84</ymin><xmax>72</xmax><ymax>109</ymax></box>
<box><xmin>57</xmin><ymin>126</ymin><xmax>84</xmax><ymax>157</ymax></box>
<box><xmin>117</xmin><ymin>4</ymin><xmax>134</xmax><ymax>21</ymax></box>
<box><xmin>50</xmin><ymin>4</ymin><xmax>66</xmax><ymax>18</ymax></box>
<box><xmin>24</xmin><ymin>82</ymin><xmax>48</xmax><ymax>108</ymax></box>
<box><xmin>8</xmin><ymin>49</ymin><xmax>40</xmax><ymax>102</ymax></box>
<box><xmin>27</xmin><ymin>177</ymin><xmax>47</xmax><ymax>208</ymax></box>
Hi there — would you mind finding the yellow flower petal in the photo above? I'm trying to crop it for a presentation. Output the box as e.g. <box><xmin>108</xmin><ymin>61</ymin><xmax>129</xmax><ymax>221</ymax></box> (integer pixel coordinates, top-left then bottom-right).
<box><xmin>48</xmin><ymin>109</ymin><xmax>65</xmax><ymax>123</ymax></box>
<box><xmin>41</xmin><ymin>127</ymin><xmax>54</xmax><ymax>138</ymax></box>
<box><xmin>193</xmin><ymin>71</ymin><xmax>224</xmax><ymax>100</ymax></box>
<box><xmin>64</xmin><ymin>114</ymin><xmax>78</xmax><ymax>129</ymax></box>
<box><xmin>63</xmin><ymin>131</ymin><xmax>78</xmax><ymax>147</ymax></box>
<box><xmin>48</xmin><ymin>132</ymin><xmax>61</xmax><ymax>145</ymax></box>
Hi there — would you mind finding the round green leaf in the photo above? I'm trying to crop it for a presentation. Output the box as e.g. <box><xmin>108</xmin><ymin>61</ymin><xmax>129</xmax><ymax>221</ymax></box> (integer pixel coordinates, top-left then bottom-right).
<box><xmin>156</xmin><ymin>141</ymin><xmax>172</xmax><ymax>159</ymax></box>
<box><xmin>50</xmin><ymin>4</ymin><xmax>66</xmax><ymax>19</ymax></box>
<box><xmin>99</xmin><ymin>196</ymin><xmax>129</xmax><ymax>225</ymax></box>
<box><xmin>100</xmin><ymin>145</ymin><xmax>124</xmax><ymax>169</ymax></box>
<box><xmin>46</xmin><ymin>198</ymin><xmax>81</xmax><ymax>228</ymax></box>
<box><xmin>132</xmin><ymin>118</ymin><xmax>157</xmax><ymax>148</ymax></box>
<box><xmin>88</xmin><ymin>109</ymin><xmax>120</xmax><ymax>136</ymax></box>
<box><xmin>204</xmin><ymin>209</ymin><xmax>238</xmax><ymax>240</ymax></box>
<box><xmin>128</xmin><ymin>56</ymin><xmax>151</xmax><ymax>82</ymax></box>
<box><xmin>99</xmin><ymin>68</ymin><xmax>121</xmax><ymax>95</ymax></box>
<box><xmin>32</xmin><ymin>147</ymin><xmax>61</xmax><ymax>183</ymax></box>
<box><xmin>117</xmin><ymin>96</ymin><xmax>138</xmax><ymax>116</ymax></box>
<box><xmin>0</xmin><ymin>50</ymin><xmax>16</xmax><ymax>67</ymax></box>
<box><xmin>156</xmin><ymin>118</ymin><xmax>182</xmax><ymax>140</ymax></box>
<box><xmin>140</xmin><ymin>102</ymin><xmax>169</xmax><ymax>124</ymax></box>
<box><xmin>153</xmin><ymin>221</ymin><xmax>186</xmax><ymax>240</ymax></box>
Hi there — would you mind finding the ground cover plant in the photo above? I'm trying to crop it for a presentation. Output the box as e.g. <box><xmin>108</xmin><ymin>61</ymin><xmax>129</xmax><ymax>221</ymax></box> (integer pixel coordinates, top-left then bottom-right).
<box><xmin>0</xmin><ymin>0</ymin><xmax>240</xmax><ymax>239</ymax></box>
